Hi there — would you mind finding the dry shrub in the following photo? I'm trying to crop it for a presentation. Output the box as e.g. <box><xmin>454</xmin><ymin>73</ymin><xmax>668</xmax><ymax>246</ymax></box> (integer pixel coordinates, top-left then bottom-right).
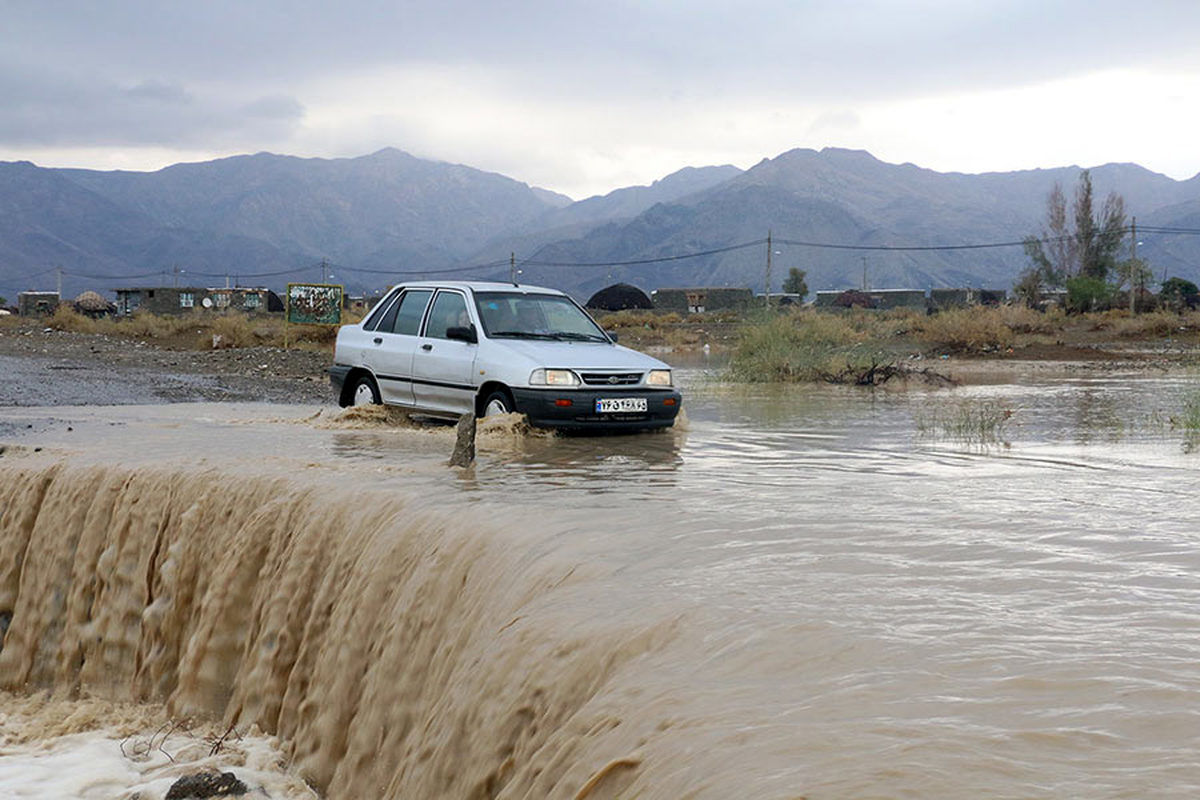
<box><xmin>995</xmin><ymin>304</ymin><xmax>1060</xmax><ymax>334</ymax></box>
<box><xmin>794</xmin><ymin>310</ymin><xmax>866</xmax><ymax>345</ymax></box>
<box><xmin>916</xmin><ymin>307</ymin><xmax>1013</xmax><ymax>353</ymax></box>
<box><xmin>1086</xmin><ymin>309</ymin><xmax>1126</xmax><ymax>331</ymax></box>
<box><xmin>46</xmin><ymin>305</ymin><xmax>100</xmax><ymax>334</ymax></box>
<box><xmin>288</xmin><ymin>323</ymin><xmax>339</xmax><ymax>346</ymax></box>
<box><xmin>1111</xmin><ymin>310</ymin><xmax>1185</xmax><ymax>339</ymax></box>
<box><xmin>595</xmin><ymin>310</ymin><xmax>681</xmax><ymax>329</ymax></box>
<box><xmin>117</xmin><ymin>311</ymin><xmax>195</xmax><ymax>339</ymax></box>
<box><xmin>208</xmin><ymin>314</ymin><xmax>261</xmax><ymax>348</ymax></box>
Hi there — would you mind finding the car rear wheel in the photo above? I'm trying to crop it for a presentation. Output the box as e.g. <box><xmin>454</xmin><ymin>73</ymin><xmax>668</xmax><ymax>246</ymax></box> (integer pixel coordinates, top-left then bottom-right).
<box><xmin>483</xmin><ymin>388</ymin><xmax>514</xmax><ymax>416</ymax></box>
<box><xmin>351</xmin><ymin>374</ymin><xmax>381</xmax><ymax>406</ymax></box>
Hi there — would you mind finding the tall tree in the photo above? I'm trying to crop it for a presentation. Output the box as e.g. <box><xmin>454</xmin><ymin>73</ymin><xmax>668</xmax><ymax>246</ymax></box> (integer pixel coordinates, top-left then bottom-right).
<box><xmin>1021</xmin><ymin>170</ymin><xmax>1128</xmax><ymax>299</ymax></box>
<box><xmin>782</xmin><ymin>267</ymin><xmax>808</xmax><ymax>301</ymax></box>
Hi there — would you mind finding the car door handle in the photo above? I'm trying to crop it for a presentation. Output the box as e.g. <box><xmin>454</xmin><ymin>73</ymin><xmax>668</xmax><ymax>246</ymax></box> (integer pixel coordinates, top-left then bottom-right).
<box><xmin>373</xmin><ymin>337</ymin><xmax>383</xmax><ymax>345</ymax></box>
<box><xmin>421</xmin><ymin>343</ymin><xmax>433</xmax><ymax>351</ymax></box>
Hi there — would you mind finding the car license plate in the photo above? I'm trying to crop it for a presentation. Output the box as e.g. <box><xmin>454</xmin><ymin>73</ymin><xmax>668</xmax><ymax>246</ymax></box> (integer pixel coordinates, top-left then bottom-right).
<box><xmin>595</xmin><ymin>397</ymin><xmax>648</xmax><ymax>413</ymax></box>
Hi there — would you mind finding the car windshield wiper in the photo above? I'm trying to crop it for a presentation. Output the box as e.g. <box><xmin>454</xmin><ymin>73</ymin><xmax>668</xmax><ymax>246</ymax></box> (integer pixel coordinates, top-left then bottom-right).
<box><xmin>547</xmin><ymin>331</ymin><xmax>608</xmax><ymax>342</ymax></box>
<box><xmin>488</xmin><ymin>330</ymin><xmax>558</xmax><ymax>339</ymax></box>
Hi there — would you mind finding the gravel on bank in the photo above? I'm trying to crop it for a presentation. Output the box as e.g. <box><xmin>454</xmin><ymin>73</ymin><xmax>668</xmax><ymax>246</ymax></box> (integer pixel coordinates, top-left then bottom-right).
<box><xmin>0</xmin><ymin>326</ymin><xmax>333</xmax><ymax>406</ymax></box>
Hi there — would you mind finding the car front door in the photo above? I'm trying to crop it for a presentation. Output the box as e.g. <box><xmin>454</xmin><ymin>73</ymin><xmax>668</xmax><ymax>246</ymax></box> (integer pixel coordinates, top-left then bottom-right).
<box><xmin>369</xmin><ymin>288</ymin><xmax>432</xmax><ymax>406</ymax></box>
<box><xmin>412</xmin><ymin>289</ymin><xmax>478</xmax><ymax>415</ymax></box>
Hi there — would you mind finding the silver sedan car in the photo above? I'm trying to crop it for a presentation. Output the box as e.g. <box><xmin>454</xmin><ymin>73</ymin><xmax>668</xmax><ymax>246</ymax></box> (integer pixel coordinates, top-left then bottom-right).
<box><xmin>330</xmin><ymin>281</ymin><xmax>681</xmax><ymax>431</ymax></box>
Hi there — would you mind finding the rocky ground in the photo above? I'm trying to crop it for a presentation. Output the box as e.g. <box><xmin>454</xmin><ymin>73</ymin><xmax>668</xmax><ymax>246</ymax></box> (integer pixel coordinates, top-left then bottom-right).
<box><xmin>0</xmin><ymin>324</ymin><xmax>333</xmax><ymax>406</ymax></box>
<box><xmin>2</xmin><ymin>313</ymin><xmax>1197</xmax><ymax>408</ymax></box>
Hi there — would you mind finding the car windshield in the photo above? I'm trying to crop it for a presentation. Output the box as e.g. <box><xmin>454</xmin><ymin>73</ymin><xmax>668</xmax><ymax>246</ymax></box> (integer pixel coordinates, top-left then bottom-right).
<box><xmin>473</xmin><ymin>292</ymin><xmax>609</xmax><ymax>341</ymax></box>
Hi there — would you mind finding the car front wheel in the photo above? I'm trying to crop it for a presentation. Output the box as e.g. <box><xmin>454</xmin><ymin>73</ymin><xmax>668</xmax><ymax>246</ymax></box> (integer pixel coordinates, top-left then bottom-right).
<box><xmin>351</xmin><ymin>374</ymin><xmax>381</xmax><ymax>406</ymax></box>
<box><xmin>483</xmin><ymin>389</ymin><xmax>514</xmax><ymax>416</ymax></box>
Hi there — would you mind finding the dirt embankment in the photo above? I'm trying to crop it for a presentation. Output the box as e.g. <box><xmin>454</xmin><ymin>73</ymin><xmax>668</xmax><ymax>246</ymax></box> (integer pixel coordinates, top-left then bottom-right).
<box><xmin>0</xmin><ymin>324</ymin><xmax>332</xmax><ymax>406</ymax></box>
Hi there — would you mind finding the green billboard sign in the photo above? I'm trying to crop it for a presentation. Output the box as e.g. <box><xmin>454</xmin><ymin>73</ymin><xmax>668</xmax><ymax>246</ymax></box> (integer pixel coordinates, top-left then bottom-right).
<box><xmin>286</xmin><ymin>283</ymin><xmax>343</xmax><ymax>326</ymax></box>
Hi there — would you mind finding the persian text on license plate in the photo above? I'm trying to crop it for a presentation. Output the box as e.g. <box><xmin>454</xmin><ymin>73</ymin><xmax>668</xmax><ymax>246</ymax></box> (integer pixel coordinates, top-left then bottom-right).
<box><xmin>595</xmin><ymin>397</ymin><xmax>648</xmax><ymax>413</ymax></box>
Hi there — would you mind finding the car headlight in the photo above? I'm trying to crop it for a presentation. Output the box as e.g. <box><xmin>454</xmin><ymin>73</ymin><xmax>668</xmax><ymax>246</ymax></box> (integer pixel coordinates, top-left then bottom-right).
<box><xmin>646</xmin><ymin>369</ymin><xmax>672</xmax><ymax>386</ymax></box>
<box><xmin>529</xmin><ymin>368</ymin><xmax>581</xmax><ymax>386</ymax></box>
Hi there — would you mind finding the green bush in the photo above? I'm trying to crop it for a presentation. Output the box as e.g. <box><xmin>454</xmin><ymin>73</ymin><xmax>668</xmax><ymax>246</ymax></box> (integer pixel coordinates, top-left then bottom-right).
<box><xmin>728</xmin><ymin>310</ymin><xmax>880</xmax><ymax>382</ymax></box>
<box><xmin>1065</xmin><ymin>276</ymin><xmax>1116</xmax><ymax>313</ymax></box>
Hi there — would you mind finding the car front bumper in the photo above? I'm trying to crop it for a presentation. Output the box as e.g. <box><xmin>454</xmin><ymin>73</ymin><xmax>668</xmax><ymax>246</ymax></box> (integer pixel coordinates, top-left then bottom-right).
<box><xmin>510</xmin><ymin>387</ymin><xmax>682</xmax><ymax>431</ymax></box>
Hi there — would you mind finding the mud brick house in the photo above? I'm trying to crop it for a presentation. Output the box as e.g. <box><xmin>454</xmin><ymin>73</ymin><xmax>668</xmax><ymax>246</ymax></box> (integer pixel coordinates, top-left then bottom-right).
<box><xmin>18</xmin><ymin>291</ymin><xmax>60</xmax><ymax>316</ymax></box>
<box><xmin>651</xmin><ymin>287</ymin><xmax>754</xmax><ymax>313</ymax></box>
<box><xmin>114</xmin><ymin>286</ymin><xmax>283</xmax><ymax>316</ymax></box>
<box><xmin>814</xmin><ymin>289</ymin><xmax>926</xmax><ymax>309</ymax></box>
<box><xmin>929</xmin><ymin>288</ymin><xmax>1007</xmax><ymax>310</ymax></box>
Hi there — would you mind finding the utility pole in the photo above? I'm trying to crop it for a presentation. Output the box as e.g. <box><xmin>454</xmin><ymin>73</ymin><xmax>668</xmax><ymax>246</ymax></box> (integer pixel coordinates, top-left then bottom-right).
<box><xmin>765</xmin><ymin>230</ymin><xmax>773</xmax><ymax>308</ymax></box>
<box><xmin>1129</xmin><ymin>216</ymin><xmax>1138</xmax><ymax>314</ymax></box>
<box><xmin>320</xmin><ymin>258</ymin><xmax>329</xmax><ymax>283</ymax></box>
<box><xmin>510</xmin><ymin>252</ymin><xmax>516</xmax><ymax>284</ymax></box>
<box><xmin>172</xmin><ymin>264</ymin><xmax>179</xmax><ymax>288</ymax></box>
<box><xmin>55</xmin><ymin>267</ymin><xmax>62</xmax><ymax>298</ymax></box>
<box><xmin>861</xmin><ymin>256</ymin><xmax>868</xmax><ymax>291</ymax></box>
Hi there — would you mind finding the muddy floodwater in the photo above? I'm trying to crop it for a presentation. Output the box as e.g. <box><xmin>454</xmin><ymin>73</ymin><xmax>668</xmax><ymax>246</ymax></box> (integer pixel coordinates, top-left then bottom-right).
<box><xmin>2</xmin><ymin>363</ymin><xmax>1200</xmax><ymax>798</ymax></box>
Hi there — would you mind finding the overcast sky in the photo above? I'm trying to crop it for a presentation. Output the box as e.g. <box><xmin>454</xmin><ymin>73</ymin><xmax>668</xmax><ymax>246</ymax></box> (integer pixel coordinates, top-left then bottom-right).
<box><xmin>3</xmin><ymin>0</ymin><xmax>1199</xmax><ymax>198</ymax></box>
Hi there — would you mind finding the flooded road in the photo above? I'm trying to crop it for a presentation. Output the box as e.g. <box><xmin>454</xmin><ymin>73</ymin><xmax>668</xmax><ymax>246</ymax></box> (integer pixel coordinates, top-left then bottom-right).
<box><xmin>2</xmin><ymin>364</ymin><xmax>1199</xmax><ymax>798</ymax></box>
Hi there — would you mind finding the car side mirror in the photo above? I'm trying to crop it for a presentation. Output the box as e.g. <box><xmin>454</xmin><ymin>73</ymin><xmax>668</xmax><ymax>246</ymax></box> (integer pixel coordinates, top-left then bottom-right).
<box><xmin>606</xmin><ymin>331</ymin><xmax>619</xmax><ymax>343</ymax></box>
<box><xmin>446</xmin><ymin>324</ymin><xmax>477</xmax><ymax>344</ymax></box>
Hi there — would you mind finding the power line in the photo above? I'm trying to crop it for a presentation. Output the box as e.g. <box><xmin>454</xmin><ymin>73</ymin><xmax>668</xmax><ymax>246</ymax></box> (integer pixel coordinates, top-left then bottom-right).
<box><xmin>523</xmin><ymin>239</ymin><xmax>766</xmax><ymax>268</ymax></box>
<box><xmin>26</xmin><ymin>225</ymin><xmax>1200</xmax><ymax>288</ymax></box>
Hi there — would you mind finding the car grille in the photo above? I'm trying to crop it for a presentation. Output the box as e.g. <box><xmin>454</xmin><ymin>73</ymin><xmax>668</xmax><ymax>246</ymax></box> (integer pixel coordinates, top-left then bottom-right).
<box><xmin>580</xmin><ymin>372</ymin><xmax>642</xmax><ymax>386</ymax></box>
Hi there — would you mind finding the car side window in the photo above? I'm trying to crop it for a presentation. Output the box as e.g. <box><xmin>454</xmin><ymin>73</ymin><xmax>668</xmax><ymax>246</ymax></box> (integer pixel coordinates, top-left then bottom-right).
<box><xmin>423</xmin><ymin>291</ymin><xmax>470</xmax><ymax>339</ymax></box>
<box><xmin>390</xmin><ymin>289</ymin><xmax>433</xmax><ymax>335</ymax></box>
<box><xmin>366</xmin><ymin>291</ymin><xmax>402</xmax><ymax>332</ymax></box>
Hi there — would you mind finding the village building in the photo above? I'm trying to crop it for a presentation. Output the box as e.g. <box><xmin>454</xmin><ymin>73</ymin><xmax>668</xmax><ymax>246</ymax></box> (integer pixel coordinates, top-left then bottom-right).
<box><xmin>18</xmin><ymin>291</ymin><xmax>60</xmax><ymax>316</ymax></box>
<box><xmin>72</xmin><ymin>291</ymin><xmax>116</xmax><ymax>318</ymax></box>
<box><xmin>586</xmin><ymin>283</ymin><xmax>654</xmax><ymax>311</ymax></box>
<box><xmin>344</xmin><ymin>294</ymin><xmax>384</xmax><ymax>314</ymax></box>
<box><xmin>813</xmin><ymin>289</ymin><xmax>925</xmax><ymax>309</ymax></box>
<box><xmin>929</xmin><ymin>288</ymin><xmax>1007</xmax><ymax>310</ymax></box>
<box><xmin>113</xmin><ymin>286</ymin><xmax>283</xmax><ymax>316</ymax></box>
<box><xmin>651</xmin><ymin>287</ymin><xmax>754</xmax><ymax>313</ymax></box>
<box><xmin>815</xmin><ymin>287</ymin><xmax>1008</xmax><ymax>311</ymax></box>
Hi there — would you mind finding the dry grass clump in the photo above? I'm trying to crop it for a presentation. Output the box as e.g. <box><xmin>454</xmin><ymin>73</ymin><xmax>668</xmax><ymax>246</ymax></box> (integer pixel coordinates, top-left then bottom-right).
<box><xmin>289</xmin><ymin>322</ymin><xmax>340</xmax><ymax>346</ymax></box>
<box><xmin>915</xmin><ymin>307</ymin><xmax>1013</xmax><ymax>353</ymax></box>
<box><xmin>1110</xmin><ymin>310</ymin><xmax>1187</xmax><ymax>339</ymax></box>
<box><xmin>994</xmin><ymin>304</ymin><xmax>1064</xmax><ymax>334</ymax></box>
<box><xmin>208</xmin><ymin>314</ymin><xmax>264</xmax><ymax>348</ymax></box>
<box><xmin>46</xmin><ymin>305</ymin><xmax>101</xmax><ymax>334</ymax></box>
<box><xmin>595</xmin><ymin>310</ymin><xmax>683</xmax><ymax>329</ymax></box>
<box><xmin>118</xmin><ymin>311</ymin><xmax>196</xmax><ymax>339</ymax></box>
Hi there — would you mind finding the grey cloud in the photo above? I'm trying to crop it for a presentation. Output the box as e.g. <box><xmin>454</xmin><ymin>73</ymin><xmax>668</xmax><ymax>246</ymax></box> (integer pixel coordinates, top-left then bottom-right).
<box><xmin>241</xmin><ymin>95</ymin><xmax>305</xmax><ymax>121</ymax></box>
<box><xmin>8</xmin><ymin>1</ymin><xmax>1200</xmax><ymax>97</ymax></box>
<box><xmin>2</xmin><ymin>1</ymin><xmax>1199</xmax><ymax>153</ymax></box>
<box><xmin>0</xmin><ymin>66</ymin><xmax>304</xmax><ymax>147</ymax></box>
<box><xmin>124</xmin><ymin>81</ymin><xmax>192</xmax><ymax>104</ymax></box>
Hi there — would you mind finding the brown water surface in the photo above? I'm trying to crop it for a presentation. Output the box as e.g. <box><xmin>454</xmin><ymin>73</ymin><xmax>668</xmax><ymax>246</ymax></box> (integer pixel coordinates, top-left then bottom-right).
<box><xmin>2</xmin><ymin>366</ymin><xmax>1199</xmax><ymax>798</ymax></box>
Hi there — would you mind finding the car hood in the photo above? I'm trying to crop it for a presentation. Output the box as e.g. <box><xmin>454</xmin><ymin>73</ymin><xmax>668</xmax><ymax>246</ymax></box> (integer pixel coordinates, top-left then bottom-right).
<box><xmin>486</xmin><ymin>339</ymin><xmax>670</xmax><ymax>370</ymax></box>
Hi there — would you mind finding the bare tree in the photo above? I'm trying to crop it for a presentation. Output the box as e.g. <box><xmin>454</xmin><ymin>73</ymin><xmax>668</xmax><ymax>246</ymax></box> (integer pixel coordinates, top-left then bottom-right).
<box><xmin>1021</xmin><ymin>170</ymin><xmax>1128</xmax><ymax>300</ymax></box>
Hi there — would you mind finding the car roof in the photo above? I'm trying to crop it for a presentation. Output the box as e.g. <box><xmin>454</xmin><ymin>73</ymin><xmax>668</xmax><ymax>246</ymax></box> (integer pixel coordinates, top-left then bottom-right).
<box><xmin>390</xmin><ymin>280</ymin><xmax>565</xmax><ymax>295</ymax></box>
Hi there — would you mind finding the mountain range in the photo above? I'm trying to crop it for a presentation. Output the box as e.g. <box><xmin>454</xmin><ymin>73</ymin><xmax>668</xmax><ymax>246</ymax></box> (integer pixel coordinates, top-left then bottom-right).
<box><xmin>2</xmin><ymin>146</ymin><xmax>1198</xmax><ymax>303</ymax></box>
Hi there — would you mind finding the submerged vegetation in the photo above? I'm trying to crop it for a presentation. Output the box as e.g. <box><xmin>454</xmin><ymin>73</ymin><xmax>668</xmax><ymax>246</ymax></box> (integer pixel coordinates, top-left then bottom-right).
<box><xmin>727</xmin><ymin>311</ymin><xmax>879</xmax><ymax>383</ymax></box>
<box><xmin>915</xmin><ymin>399</ymin><xmax>1014</xmax><ymax>444</ymax></box>
<box><xmin>726</xmin><ymin>304</ymin><xmax>1200</xmax><ymax>384</ymax></box>
<box><xmin>1171</xmin><ymin>390</ymin><xmax>1200</xmax><ymax>433</ymax></box>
